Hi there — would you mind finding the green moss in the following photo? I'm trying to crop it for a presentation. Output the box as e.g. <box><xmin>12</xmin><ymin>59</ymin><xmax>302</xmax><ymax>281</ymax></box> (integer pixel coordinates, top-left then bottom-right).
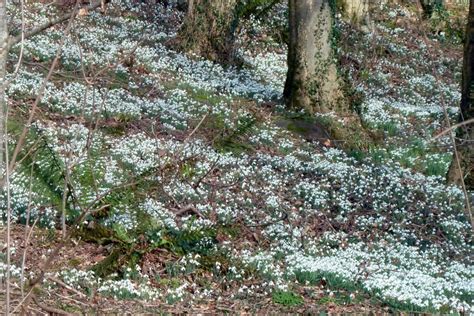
<box><xmin>115</xmin><ymin>70</ymin><xmax>130</xmax><ymax>84</ymax></box>
<box><xmin>214</xmin><ymin>138</ymin><xmax>254</xmax><ymax>154</ymax></box>
<box><xmin>58</xmin><ymin>303</ymin><xmax>84</xmax><ymax>314</ymax></box>
<box><xmin>156</xmin><ymin>276</ymin><xmax>182</xmax><ymax>288</ymax></box>
<box><xmin>100</xmin><ymin>123</ymin><xmax>127</xmax><ymax>136</ymax></box>
<box><xmin>91</xmin><ymin>247</ymin><xmax>128</xmax><ymax>277</ymax></box>
<box><xmin>321</xmin><ymin>117</ymin><xmax>371</xmax><ymax>151</ymax></box>
<box><xmin>75</xmin><ymin>224</ymin><xmax>116</xmax><ymax>245</ymax></box>
<box><xmin>68</xmin><ymin>258</ymin><xmax>82</xmax><ymax>268</ymax></box>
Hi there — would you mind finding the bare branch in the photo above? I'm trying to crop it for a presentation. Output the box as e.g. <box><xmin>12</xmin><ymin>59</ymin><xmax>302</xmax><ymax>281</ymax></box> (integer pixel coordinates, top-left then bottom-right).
<box><xmin>45</xmin><ymin>276</ymin><xmax>87</xmax><ymax>298</ymax></box>
<box><xmin>172</xmin><ymin>204</ymin><xmax>205</xmax><ymax>218</ymax></box>
<box><xmin>4</xmin><ymin>3</ymin><xmax>79</xmax><ymax>184</ymax></box>
<box><xmin>32</xmin><ymin>296</ymin><xmax>76</xmax><ymax>316</ymax></box>
<box><xmin>433</xmin><ymin>118</ymin><xmax>474</xmax><ymax>140</ymax></box>
<box><xmin>7</xmin><ymin>0</ymin><xmax>109</xmax><ymax>50</ymax></box>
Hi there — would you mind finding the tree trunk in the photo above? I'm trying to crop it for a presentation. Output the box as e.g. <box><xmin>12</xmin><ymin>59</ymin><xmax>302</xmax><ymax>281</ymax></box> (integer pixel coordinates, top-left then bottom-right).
<box><xmin>284</xmin><ymin>0</ymin><xmax>345</xmax><ymax>114</ymax></box>
<box><xmin>0</xmin><ymin>0</ymin><xmax>7</xmax><ymax>175</ymax></box>
<box><xmin>177</xmin><ymin>0</ymin><xmax>239</xmax><ymax>64</ymax></box>
<box><xmin>420</xmin><ymin>0</ymin><xmax>444</xmax><ymax>18</ymax></box>
<box><xmin>186</xmin><ymin>0</ymin><xmax>193</xmax><ymax>16</ymax></box>
<box><xmin>340</xmin><ymin>0</ymin><xmax>369</xmax><ymax>24</ymax></box>
<box><xmin>447</xmin><ymin>0</ymin><xmax>474</xmax><ymax>189</ymax></box>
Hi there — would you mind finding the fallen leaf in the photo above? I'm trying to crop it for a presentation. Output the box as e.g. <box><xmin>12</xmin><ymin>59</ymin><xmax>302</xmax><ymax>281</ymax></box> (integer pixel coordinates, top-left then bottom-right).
<box><xmin>79</xmin><ymin>8</ymin><xmax>88</xmax><ymax>16</ymax></box>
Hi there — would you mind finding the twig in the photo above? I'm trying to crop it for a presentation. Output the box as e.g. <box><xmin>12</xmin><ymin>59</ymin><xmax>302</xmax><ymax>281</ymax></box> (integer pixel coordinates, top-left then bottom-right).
<box><xmin>183</xmin><ymin>113</ymin><xmax>208</xmax><ymax>143</ymax></box>
<box><xmin>54</xmin><ymin>292</ymin><xmax>91</xmax><ymax>308</ymax></box>
<box><xmin>171</xmin><ymin>204</ymin><xmax>205</xmax><ymax>218</ymax></box>
<box><xmin>5</xmin><ymin>0</ymin><xmax>25</xmax><ymax>86</ymax></box>
<box><xmin>432</xmin><ymin>117</ymin><xmax>474</xmax><ymax>140</ymax></box>
<box><xmin>415</xmin><ymin>1</ymin><xmax>473</xmax><ymax>232</ymax></box>
<box><xmin>32</xmin><ymin>296</ymin><xmax>77</xmax><ymax>316</ymax></box>
<box><xmin>5</xmin><ymin>94</ymin><xmax>12</xmax><ymax>316</ymax></box>
<box><xmin>88</xmin><ymin>204</ymin><xmax>111</xmax><ymax>217</ymax></box>
<box><xmin>192</xmin><ymin>157</ymin><xmax>220</xmax><ymax>189</ymax></box>
<box><xmin>20</xmin><ymin>216</ymin><xmax>39</xmax><ymax>298</ymax></box>
<box><xmin>7</xmin><ymin>0</ymin><xmax>109</xmax><ymax>50</ymax></box>
<box><xmin>21</xmin><ymin>161</ymin><xmax>34</xmax><ymax>295</ymax></box>
<box><xmin>46</xmin><ymin>276</ymin><xmax>87</xmax><ymax>298</ymax></box>
<box><xmin>10</xmin><ymin>286</ymin><xmax>35</xmax><ymax>314</ymax></box>
<box><xmin>2</xmin><ymin>1</ymin><xmax>80</xmax><ymax>187</ymax></box>
<box><xmin>61</xmin><ymin>152</ymin><xmax>70</xmax><ymax>239</ymax></box>
<box><xmin>20</xmin><ymin>178</ymin><xmax>143</xmax><ymax>307</ymax></box>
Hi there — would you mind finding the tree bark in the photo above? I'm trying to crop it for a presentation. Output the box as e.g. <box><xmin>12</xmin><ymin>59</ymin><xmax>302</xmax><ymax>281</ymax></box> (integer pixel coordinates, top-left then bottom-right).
<box><xmin>340</xmin><ymin>0</ymin><xmax>369</xmax><ymax>24</ymax></box>
<box><xmin>177</xmin><ymin>0</ymin><xmax>239</xmax><ymax>64</ymax></box>
<box><xmin>187</xmin><ymin>0</ymin><xmax>194</xmax><ymax>16</ymax></box>
<box><xmin>420</xmin><ymin>0</ymin><xmax>444</xmax><ymax>18</ymax></box>
<box><xmin>284</xmin><ymin>0</ymin><xmax>345</xmax><ymax>114</ymax></box>
<box><xmin>447</xmin><ymin>0</ymin><xmax>474</xmax><ymax>189</ymax></box>
<box><xmin>0</xmin><ymin>0</ymin><xmax>7</xmax><ymax>174</ymax></box>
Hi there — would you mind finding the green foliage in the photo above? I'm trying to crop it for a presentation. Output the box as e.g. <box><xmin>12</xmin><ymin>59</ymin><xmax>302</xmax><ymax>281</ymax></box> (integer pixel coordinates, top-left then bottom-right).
<box><xmin>181</xmin><ymin>161</ymin><xmax>196</xmax><ymax>179</ymax></box>
<box><xmin>100</xmin><ymin>124</ymin><xmax>127</xmax><ymax>136</ymax></box>
<box><xmin>76</xmin><ymin>223</ymin><xmax>117</xmax><ymax>244</ymax></box>
<box><xmin>92</xmin><ymin>247</ymin><xmax>125</xmax><ymax>277</ymax></box>
<box><xmin>424</xmin><ymin>154</ymin><xmax>451</xmax><ymax>177</ymax></box>
<box><xmin>235</xmin><ymin>0</ymin><xmax>281</xmax><ymax>20</ymax></box>
<box><xmin>294</xmin><ymin>270</ymin><xmax>359</xmax><ymax>292</ymax></box>
<box><xmin>348</xmin><ymin>149</ymin><xmax>366</xmax><ymax>161</ymax></box>
<box><xmin>169</xmin><ymin>227</ymin><xmax>217</xmax><ymax>255</ymax></box>
<box><xmin>115</xmin><ymin>112</ymin><xmax>136</xmax><ymax>123</ymax></box>
<box><xmin>428</xmin><ymin>4</ymin><xmax>466</xmax><ymax>43</ymax></box>
<box><xmin>380</xmin><ymin>122</ymin><xmax>399</xmax><ymax>137</ymax></box>
<box><xmin>369</xmin><ymin>147</ymin><xmax>389</xmax><ymax>164</ymax></box>
<box><xmin>6</xmin><ymin>125</ymin><xmax>66</xmax><ymax>225</ymax></box>
<box><xmin>111</xmin><ymin>69</ymin><xmax>130</xmax><ymax>89</ymax></box>
<box><xmin>184</xmin><ymin>85</ymin><xmax>230</xmax><ymax>106</ymax></box>
<box><xmin>272</xmin><ymin>290</ymin><xmax>304</xmax><ymax>306</ymax></box>
<box><xmin>112</xmin><ymin>223</ymin><xmax>134</xmax><ymax>244</ymax></box>
<box><xmin>213</xmin><ymin>115</ymin><xmax>256</xmax><ymax>154</ymax></box>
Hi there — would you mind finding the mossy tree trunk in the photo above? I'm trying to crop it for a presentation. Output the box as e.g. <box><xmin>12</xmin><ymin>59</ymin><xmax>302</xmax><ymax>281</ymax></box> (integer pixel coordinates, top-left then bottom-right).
<box><xmin>177</xmin><ymin>0</ymin><xmax>239</xmax><ymax>64</ymax></box>
<box><xmin>447</xmin><ymin>0</ymin><xmax>474</xmax><ymax>190</ymax></box>
<box><xmin>420</xmin><ymin>0</ymin><xmax>443</xmax><ymax>18</ymax></box>
<box><xmin>284</xmin><ymin>0</ymin><xmax>346</xmax><ymax>114</ymax></box>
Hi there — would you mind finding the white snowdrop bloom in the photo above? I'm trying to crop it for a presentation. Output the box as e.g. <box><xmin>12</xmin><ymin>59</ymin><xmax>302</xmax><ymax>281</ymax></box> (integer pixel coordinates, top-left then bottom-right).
<box><xmin>141</xmin><ymin>198</ymin><xmax>178</xmax><ymax>230</ymax></box>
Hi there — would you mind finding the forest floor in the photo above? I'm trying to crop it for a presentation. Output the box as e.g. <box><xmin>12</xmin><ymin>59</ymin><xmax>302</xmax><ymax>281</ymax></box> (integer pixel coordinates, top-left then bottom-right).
<box><xmin>0</xmin><ymin>1</ymin><xmax>472</xmax><ymax>314</ymax></box>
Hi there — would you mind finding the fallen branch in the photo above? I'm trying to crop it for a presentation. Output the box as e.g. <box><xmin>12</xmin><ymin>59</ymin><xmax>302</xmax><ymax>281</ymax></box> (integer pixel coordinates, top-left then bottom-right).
<box><xmin>432</xmin><ymin>117</ymin><xmax>474</xmax><ymax>140</ymax></box>
<box><xmin>46</xmin><ymin>276</ymin><xmax>87</xmax><ymax>298</ymax></box>
<box><xmin>33</xmin><ymin>296</ymin><xmax>77</xmax><ymax>316</ymax></box>
<box><xmin>171</xmin><ymin>204</ymin><xmax>205</xmax><ymax>218</ymax></box>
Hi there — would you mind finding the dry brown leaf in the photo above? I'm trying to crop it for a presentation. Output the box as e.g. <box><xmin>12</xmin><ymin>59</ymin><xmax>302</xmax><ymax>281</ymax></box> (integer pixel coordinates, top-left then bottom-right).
<box><xmin>79</xmin><ymin>8</ymin><xmax>88</xmax><ymax>16</ymax></box>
